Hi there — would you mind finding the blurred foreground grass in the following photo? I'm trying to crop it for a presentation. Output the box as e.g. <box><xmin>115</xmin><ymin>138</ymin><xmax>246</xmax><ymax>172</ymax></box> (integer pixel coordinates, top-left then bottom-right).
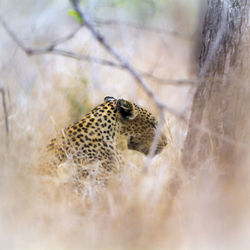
<box><xmin>0</xmin><ymin>1</ymin><xmax>249</xmax><ymax>249</ymax></box>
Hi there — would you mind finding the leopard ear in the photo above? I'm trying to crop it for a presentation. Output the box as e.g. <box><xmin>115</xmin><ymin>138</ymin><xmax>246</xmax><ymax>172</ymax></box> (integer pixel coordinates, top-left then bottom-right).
<box><xmin>104</xmin><ymin>96</ymin><xmax>116</xmax><ymax>102</ymax></box>
<box><xmin>117</xmin><ymin>99</ymin><xmax>137</xmax><ymax>120</ymax></box>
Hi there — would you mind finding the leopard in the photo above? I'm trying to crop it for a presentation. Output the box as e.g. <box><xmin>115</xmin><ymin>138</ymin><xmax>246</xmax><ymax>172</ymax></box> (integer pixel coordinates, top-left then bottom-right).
<box><xmin>43</xmin><ymin>96</ymin><xmax>167</xmax><ymax>182</ymax></box>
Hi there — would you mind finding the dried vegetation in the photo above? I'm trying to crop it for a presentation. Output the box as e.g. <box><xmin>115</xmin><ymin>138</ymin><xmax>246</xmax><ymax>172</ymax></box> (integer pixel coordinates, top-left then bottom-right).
<box><xmin>0</xmin><ymin>1</ymin><xmax>249</xmax><ymax>249</ymax></box>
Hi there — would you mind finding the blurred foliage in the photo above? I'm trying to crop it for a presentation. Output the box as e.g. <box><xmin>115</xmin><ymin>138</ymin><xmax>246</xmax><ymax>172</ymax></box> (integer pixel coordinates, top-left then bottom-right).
<box><xmin>66</xmin><ymin>0</ymin><xmax>198</xmax><ymax>35</ymax></box>
<box><xmin>70</xmin><ymin>0</ymin><xmax>196</xmax><ymax>22</ymax></box>
<box><xmin>68</xmin><ymin>9</ymin><xmax>83</xmax><ymax>23</ymax></box>
<box><xmin>62</xmin><ymin>77</ymin><xmax>91</xmax><ymax>122</ymax></box>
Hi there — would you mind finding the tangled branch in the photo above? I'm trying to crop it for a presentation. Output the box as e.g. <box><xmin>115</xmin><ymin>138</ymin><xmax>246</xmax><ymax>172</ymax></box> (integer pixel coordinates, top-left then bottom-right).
<box><xmin>0</xmin><ymin>15</ymin><xmax>196</xmax><ymax>87</ymax></box>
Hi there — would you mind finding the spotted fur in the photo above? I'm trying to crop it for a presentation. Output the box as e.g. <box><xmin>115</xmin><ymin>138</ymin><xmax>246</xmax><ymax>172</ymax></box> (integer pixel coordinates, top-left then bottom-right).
<box><xmin>44</xmin><ymin>96</ymin><xmax>167</xmax><ymax>180</ymax></box>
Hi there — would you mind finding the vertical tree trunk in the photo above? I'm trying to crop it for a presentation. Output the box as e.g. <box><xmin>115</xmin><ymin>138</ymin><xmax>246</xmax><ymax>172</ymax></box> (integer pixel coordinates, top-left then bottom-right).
<box><xmin>182</xmin><ymin>0</ymin><xmax>250</xmax><ymax>170</ymax></box>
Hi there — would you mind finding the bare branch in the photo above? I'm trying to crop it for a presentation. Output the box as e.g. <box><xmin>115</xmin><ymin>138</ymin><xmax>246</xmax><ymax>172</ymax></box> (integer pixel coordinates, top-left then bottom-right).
<box><xmin>142</xmin><ymin>73</ymin><xmax>198</xmax><ymax>85</ymax></box>
<box><xmin>0</xmin><ymin>15</ymin><xmax>195</xmax><ymax>87</ymax></box>
<box><xmin>0</xmin><ymin>15</ymin><xmax>83</xmax><ymax>55</ymax></box>
<box><xmin>48</xmin><ymin>25</ymin><xmax>83</xmax><ymax>49</ymax></box>
<box><xmin>0</xmin><ymin>15</ymin><xmax>28</xmax><ymax>52</ymax></box>
<box><xmin>94</xmin><ymin>19</ymin><xmax>192</xmax><ymax>40</ymax></box>
<box><xmin>32</xmin><ymin>49</ymin><xmax>198</xmax><ymax>86</ymax></box>
<box><xmin>143</xmin><ymin>107</ymin><xmax>165</xmax><ymax>173</ymax></box>
<box><xmin>70</xmin><ymin>0</ymin><xmax>184</xmax><ymax>118</ymax></box>
<box><xmin>0</xmin><ymin>87</ymin><xmax>9</xmax><ymax>147</ymax></box>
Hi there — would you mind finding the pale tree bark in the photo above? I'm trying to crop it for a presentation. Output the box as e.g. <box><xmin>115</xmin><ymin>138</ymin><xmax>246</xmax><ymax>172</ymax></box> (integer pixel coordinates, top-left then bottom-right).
<box><xmin>182</xmin><ymin>0</ymin><xmax>250</xmax><ymax>171</ymax></box>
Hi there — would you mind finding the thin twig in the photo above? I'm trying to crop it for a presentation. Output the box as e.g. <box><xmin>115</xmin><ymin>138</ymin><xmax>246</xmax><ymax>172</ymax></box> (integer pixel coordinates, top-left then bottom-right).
<box><xmin>48</xmin><ymin>25</ymin><xmax>83</xmax><ymax>49</ymax></box>
<box><xmin>0</xmin><ymin>87</ymin><xmax>9</xmax><ymax>147</ymax></box>
<box><xmin>0</xmin><ymin>15</ymin><xmax>83</xmax><ymax>55</ymax></box>
<box><xmin>143</xmin><ymin>73</ymin><xmax>198</xmax><ymax>85</ymax></box>
<box><xmin>94</xmin><ymin>19</ymin><xmax>192</xmax><ymax>40</ymax></box>
<box><xmin>143</xmin><ymin>107</ymin><xmax>165</xmax><ymax>173</ymax></box>
<box><xmin>35</xmin><ymin>50</ymin><xmax>198</xmax><ymax>86</ymax></box>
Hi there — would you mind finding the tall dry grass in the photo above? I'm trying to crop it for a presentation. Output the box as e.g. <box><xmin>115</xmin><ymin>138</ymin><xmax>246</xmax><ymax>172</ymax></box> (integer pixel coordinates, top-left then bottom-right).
<box><xmin>0</xmin><ymin>1</ymin><xmax>250</xmax><ymax>249</ymax></box>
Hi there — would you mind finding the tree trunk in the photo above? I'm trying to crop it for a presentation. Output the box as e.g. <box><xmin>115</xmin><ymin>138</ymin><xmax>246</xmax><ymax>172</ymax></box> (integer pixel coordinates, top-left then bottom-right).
<box><xmin>182</xmin><ymin>0</ymin><xmax>250</xmax><ymax>170</ymax></box>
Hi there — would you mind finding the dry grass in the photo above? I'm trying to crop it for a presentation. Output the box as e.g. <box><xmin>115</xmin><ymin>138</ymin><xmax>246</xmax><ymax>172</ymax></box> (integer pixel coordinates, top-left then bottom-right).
<box><xmin>1</xmin><ymin>1</ymin><xmax>250</xmax><ymax>249</ymax></box>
